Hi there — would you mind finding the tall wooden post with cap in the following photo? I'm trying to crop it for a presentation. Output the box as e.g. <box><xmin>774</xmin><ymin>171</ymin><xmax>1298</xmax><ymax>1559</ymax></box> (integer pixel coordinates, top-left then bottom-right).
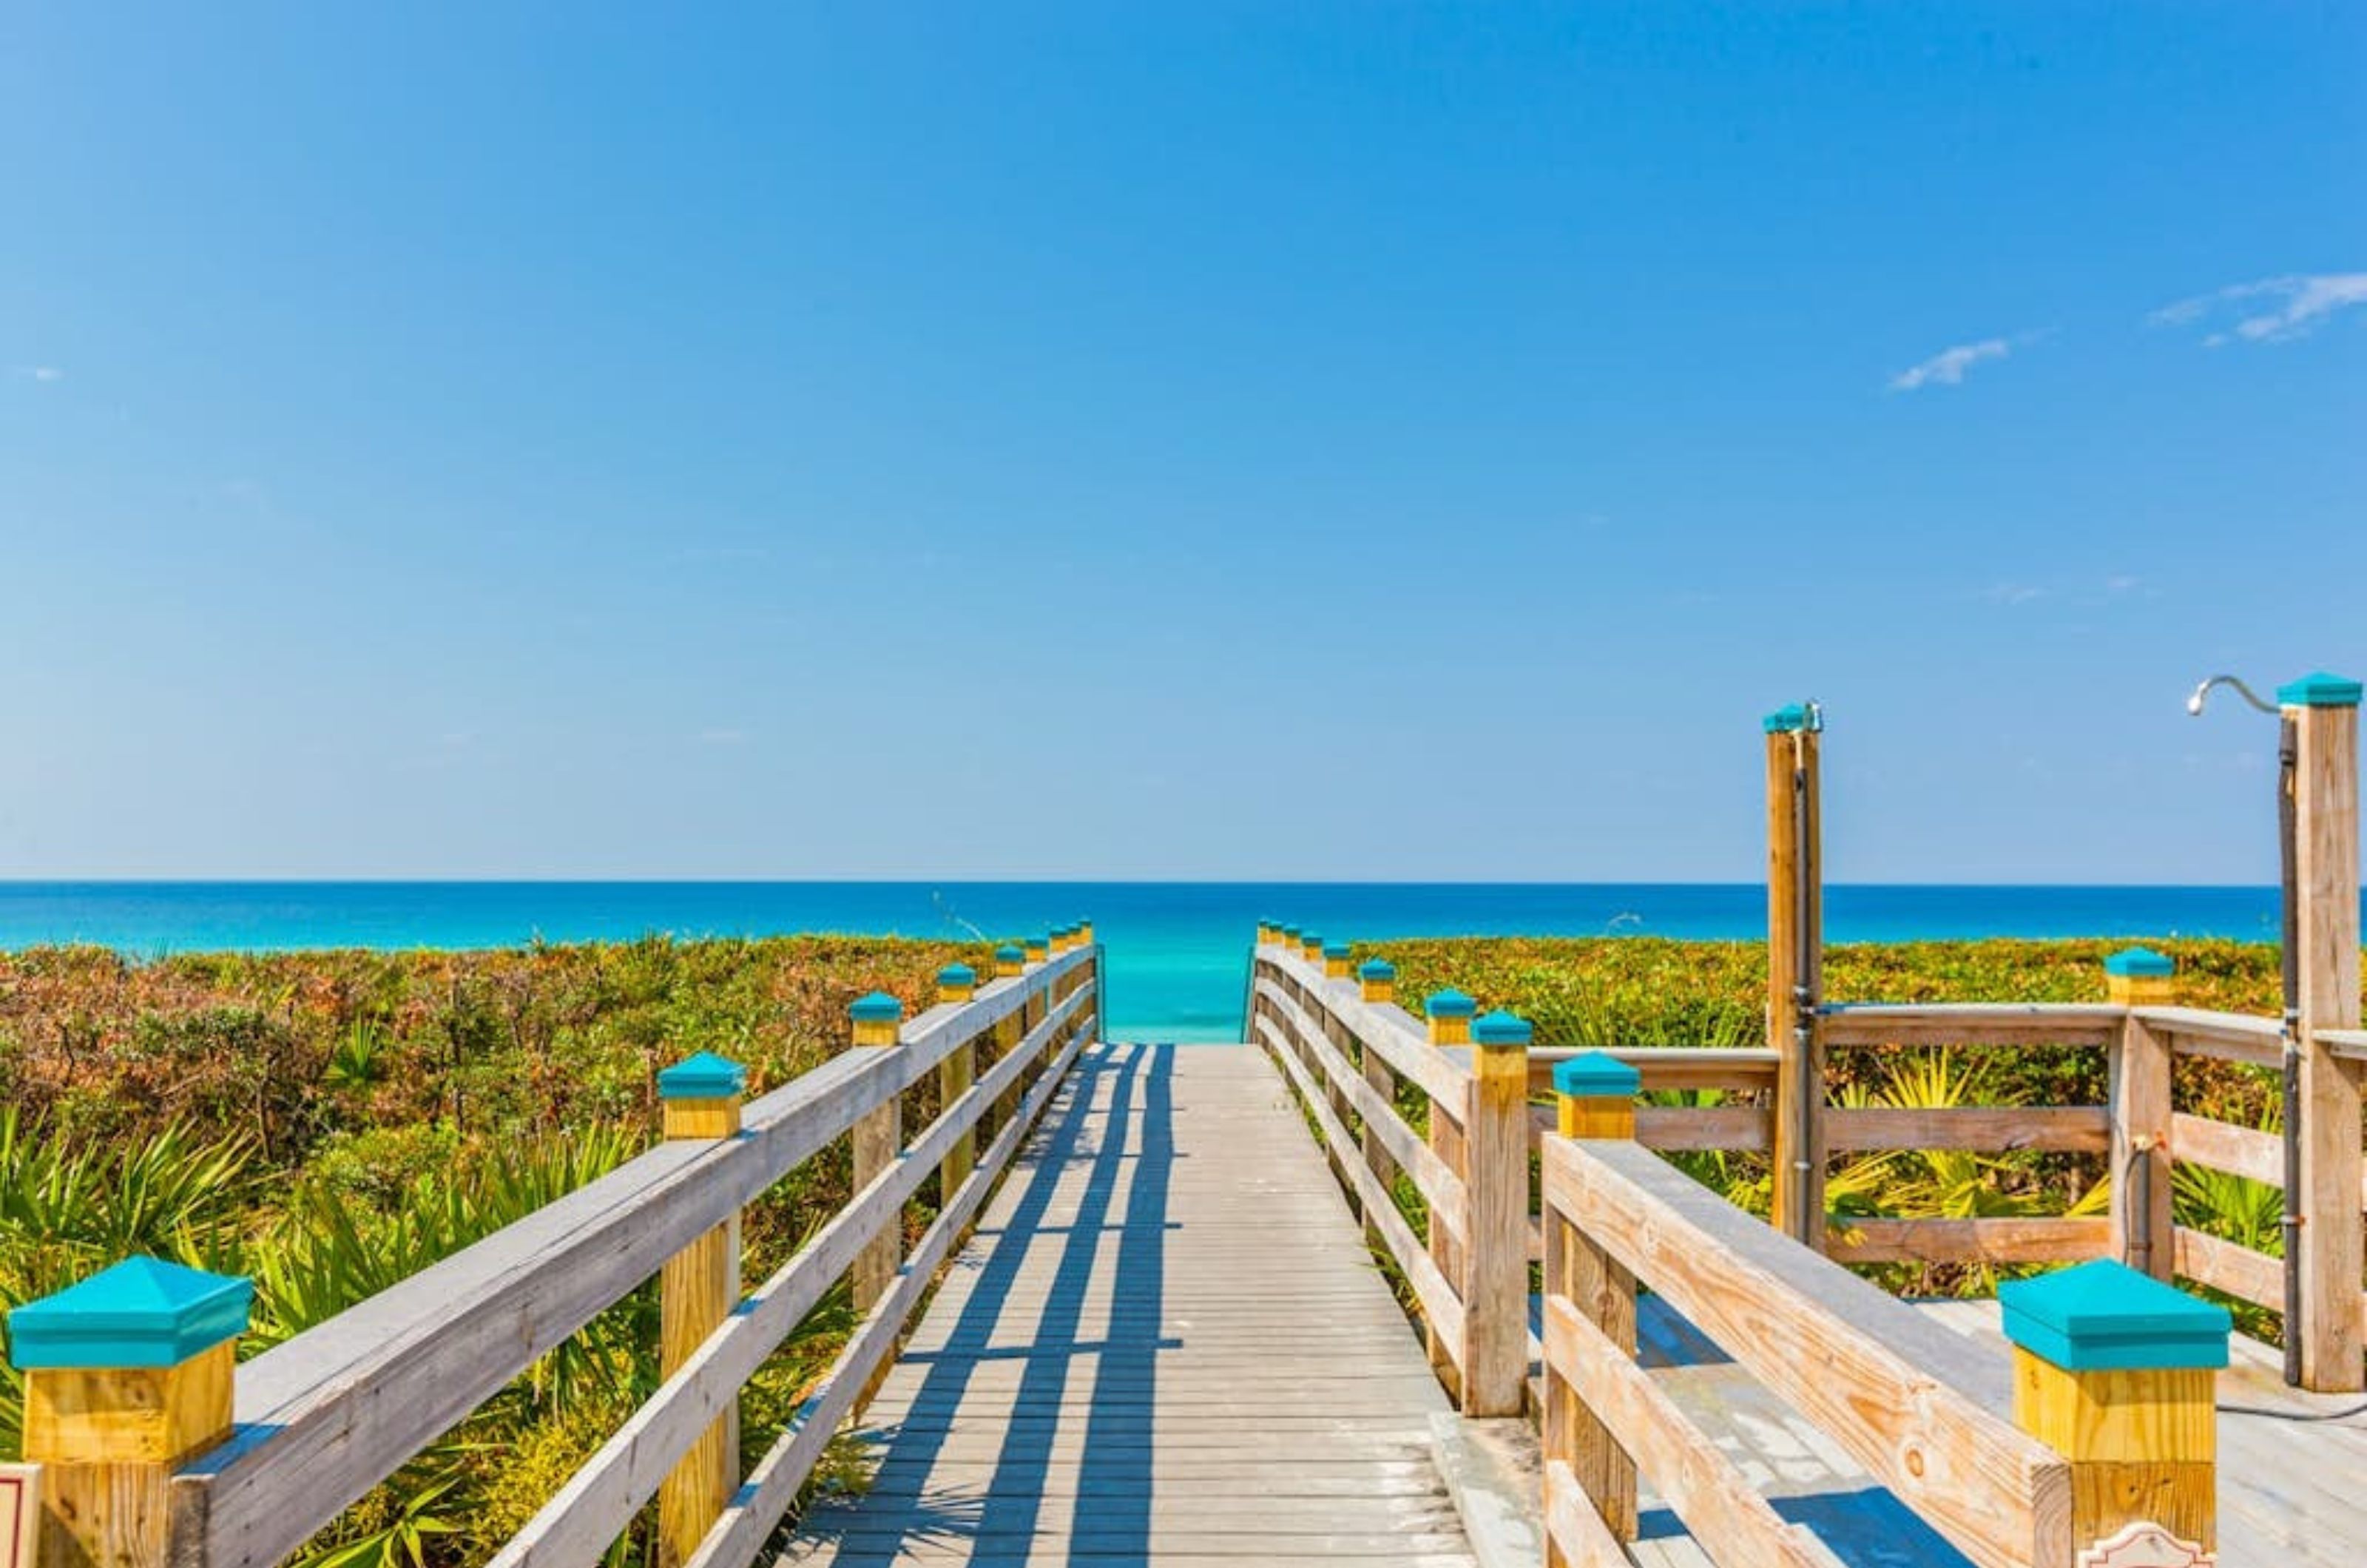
<box><xmin>1465</xmin><ymin>1008</ymin><xmax>1533</xmax><ymax>1418</ymax></box>
<box><xmin>2282</xmin><ymin>670</ymin><xmax>2363</xmax><ymax>1391</ymax></box>
<box><xmin>655</xmin><ymin>1050</ymin><xmax>746</xmax><ymax>1567</ymax></box>
<box><xmin>1765</xmin><ymin>701</ymin><xmax>1826</xmax><ymax>1250</ymax></box>
<box><xmin>2105</xmin><ymin>949</ymin><xmax>2176</xmax><ymax>1281</ymax></box>
<box><xmin>1544</xmin><ymin>1052</ymin><xmax>1642</xmax><ymax>1558</ymax></box>
<box><xmin>936</xmin><ymin>964</ymin><xmax>979</xmax><ymax>1197</ymax></box>
<box><xmin>848</xmin><ymin>992</ymin><xmax>905</xmax><ymax>1312</ymax></box>
<box><xmin>1423</xmin><ymin>987</ymin><xmax>1475</xmax><ymax>1401</ymax></box>
<box><xmin>7</xmin><ymin>1256</ymin><xmax>252</xmax><ymax>1568</ymax></box>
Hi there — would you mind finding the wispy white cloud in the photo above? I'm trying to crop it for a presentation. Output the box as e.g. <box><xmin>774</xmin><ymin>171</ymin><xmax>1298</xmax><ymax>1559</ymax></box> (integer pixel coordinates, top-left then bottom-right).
<box><xmin>697</xmin><ymin>728</ymin><xmax>748</xmax><ymax>746</ymax></box>
<box><xmin>2149</xmin><ymin>272</ymin><xmax>2367</xmax><ymax>346</ymax></box>
<box><xmin>1983</xmin><ymin>583</ymin><xmax>2049</xmax><ymax>607</ymax></box>
<box><xmin>1889</xmin><ymin>336</ymin><xmax>2016</xmax><ymax>391</ymax></box>
<box><xmin>13</xmin><ymin>365</ymin><xmax>63</xmax><ymax>383</ymax></box>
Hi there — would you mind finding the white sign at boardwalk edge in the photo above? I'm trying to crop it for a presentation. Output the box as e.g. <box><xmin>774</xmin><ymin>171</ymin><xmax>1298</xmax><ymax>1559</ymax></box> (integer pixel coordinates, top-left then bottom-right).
<box><xmin>2079</xmin><ymin>1520</ymin><xmax>2213</xmax><ymax>1568</ymax></box>
<box><xmin>0</xmin><ymin>1464</ymin><xmax>38</xmax><ymax>1568</ymax></box>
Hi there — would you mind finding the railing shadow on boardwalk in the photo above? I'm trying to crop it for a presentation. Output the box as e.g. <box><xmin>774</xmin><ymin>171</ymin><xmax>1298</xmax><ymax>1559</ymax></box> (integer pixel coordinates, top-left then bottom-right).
<box><xmin>808</xmin><ymin>1041</ymin><xmax>1182</xmax><ymax>1566</ymax></box>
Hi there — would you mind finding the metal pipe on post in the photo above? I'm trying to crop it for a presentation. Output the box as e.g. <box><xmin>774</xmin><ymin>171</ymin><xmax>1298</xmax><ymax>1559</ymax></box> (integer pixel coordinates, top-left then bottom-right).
<box><xmin>2280</xmin><ymin>672</ymin><xmax>2363</xmax><ymax>1392</ymax></box>
<box><xmin>1765</xmin><ymin>701</ymin><xmax>1826</xmax><ymax>1250</ymax></box>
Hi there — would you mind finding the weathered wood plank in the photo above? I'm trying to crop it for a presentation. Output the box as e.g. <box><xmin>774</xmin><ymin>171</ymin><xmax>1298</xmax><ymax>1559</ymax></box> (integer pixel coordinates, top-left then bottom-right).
<box><xmin>1257</xmin><ymin>956</ymin><xmax>1467</xmax><ymax>1106</ymax></box>
<box><xmin>1542</xmin><ymin>1138</ymin><xmax>2072</xmax><ymax>1568</ymax></box>
<box><xmin>1256</xmin><ymin>1016</ymin><xmax>1467</xmax><ymax>1354</ymax></box>
<box><xmin>1524</xmin><ymin>1048</ymin><xmax>1781</xmax><ymax>1095</ymax></box>
<box><xmin>1825</xmin><ymin>1217</ymin><xmax>2113</xmax><ymax>1265</ymax></box>
<box><xmin>1824</xmin><ymin>1105</ymin><xmax>2110</xmax><ymax>1154</ymax></box>
<box><xmin>1818</xmin><ymin>1004</ymin><xmax>2122</xmax><ymax>1049</ymax></box>
<box><xmin>2140</xmin><ymin>1007</ymin><xmax>2284</xmax><ymax>1067</ymax></box>
<box><xmin>1543</xmin><ymin>1295</ymin><xmax>1832</xmax><ymax>1567</ymax></box>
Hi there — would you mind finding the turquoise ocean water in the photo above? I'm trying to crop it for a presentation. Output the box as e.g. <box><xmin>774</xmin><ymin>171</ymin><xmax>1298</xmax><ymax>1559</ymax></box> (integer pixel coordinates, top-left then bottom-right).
<box><xmin>0</xmin><ymin>882</ymin><xmax>2309</xmax><ymax>1042</ymax></box>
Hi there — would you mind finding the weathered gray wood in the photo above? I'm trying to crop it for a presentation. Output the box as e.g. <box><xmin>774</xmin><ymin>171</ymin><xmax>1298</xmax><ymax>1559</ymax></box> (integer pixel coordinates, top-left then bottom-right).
<box><xmin>1257</xmin><ymin>956</ymin><xmax>1467</xmax><ymax>1106</ymax></box>
<box><xmin>1529</xmin><ymin>1104</ymin><xmax>1775</xmax><ymax>1153</ymax></box>
<box><xmin>683</xmin><ymin>1021</ymin><xmax>1097</xmax><ymax>1568</ymax></box>
<box><xmin>1516</xmin><ymin>1048</ymin><xmax>1782</xmax><ymax>1095</ymax></box>
<box><xmin>1257</xmin><ymin>1015</ymin><xmax>1468</xmax><ymax>1352</ymax></box>
<box><xmin>169</xmin><ymin>952</ymin><xmax>1095</xmax><ymax>1568</ymax></box>
<box><xmin>1542</xmin><ymin>1138</ymin><xmax>2071</xmax><ymax>1568</ymax></box>
<box><xmin>2138</xmin><ymin>1006</ymin><xmax>2284</xmax><ymax>1067</ymax></box>
<box><xmin>1817</xmin><ymin>1003</ymin><xmax>2122</xmax><ymax>1048</ymax></box>
<box><xmin>2319</xmin><ymin>1026</ymin><xmax>2367</xmax><ymax>1064</ymax></box>
<box><xmin>1260</xmin><ymin>981</ymin><xmax>1468</xmax><ymax>1230</ymax></box>
<box><xmin>1823</xmin><ymin>1105</ymin><xmax>2110</xmax><ymax>1154</ymax></box>
<box><xmin>483</xmin><ymin>992</ymin><xmax>1094</xmax><ymax>1568</ymax></box>
<box><xmin>781</xmin><ymin>1041</ymin><xmax>1479</xmax><ymax>1567</ymax></box>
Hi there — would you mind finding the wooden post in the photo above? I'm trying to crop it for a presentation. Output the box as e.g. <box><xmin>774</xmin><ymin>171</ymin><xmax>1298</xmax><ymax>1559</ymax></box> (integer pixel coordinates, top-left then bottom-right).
<box><xmin>1257</xmin><ymin>919</ymin><xmax>1276</xmax><ymax>947</ymax></box>
<box><xmin>2001</xmin><ymin>1259</ymin><xmax>2229</xmax><ymax>1561</ymax></box>
<box><xmin>936</xmin><ymin>965</ymin><xmax>979</xmax><ymax>1197</ymax></box>
<box><xmin>1465</xmin><ymin>1008</ymin><xmax>1533</xmax><ymax>1418</ymax></box>
<box><xmin>654</xmin><ymin>1052</ymin><xmax>746</xmax><ymax>1568</ymax></box>
<box><xmin>1545</xmin><ymin>1053</ymin><xmax>1641</xmax><ymax>1557</ymax></box>
<box><xmin>1322</xmin><ymin>942</ymin><xmax>1353</xmax><ymax>980</ymax></box>
<box><xmin>1356</xmin><ymin>961</ymin><xmax>1402</xmax><ymax>1252</ymax></box>
<box><xmin>1424</xmin><ymin>987</ymin><xmax>1475</xmax><ymax>1403</ymax></box>
<box><xmin>1299</xmin><ymin>930</ymin><xmax>1324</xmax><ymax>966</ymax></box>
<box><xmin>990</xmin><ymin>944</ymin><xmax>1026</xmax><ymax>1132</ymax></box>
<box><xmin>1765</xmin><ymin>703</ymin><xmax>1826</xmax><ymax>1250</ymax></box>
<box><xmin>7</xmin><ymin>1257</ymin><xmax>251</xmax><ymax>1568</ymax></box>
<box><xmin>2105</xmin><ymin>950</ymin><xmax>2176</xmax><ymax>1282</ymax></box>
<box><xmin>2283</xmin><ymin>671</ymin><xmax>2363</xmax><ymax>1391</ymax></box>
<box><xmin>1023</xmin><ymin>933</ymin><xmax>1049</xmax><ymax>967</ymax></box>
<box><xmin>1359</xmin><ymin>959</ymin><xmax>1397</xmax><ymax>1006</ymax></box>
<box><xmin>849</xmin><ymin>992</ymin><xmax>905</xmax><ymax>1311</ymax></box>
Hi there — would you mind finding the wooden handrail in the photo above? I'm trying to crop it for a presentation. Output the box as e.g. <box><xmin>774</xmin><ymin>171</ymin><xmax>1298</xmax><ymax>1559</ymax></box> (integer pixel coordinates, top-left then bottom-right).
<box><xmin>1541</xmin><ymin>1135</ymin><xmax>2073</xmax><ymax>1568</ymax></box>
<box><xmin>162</xmin><ymin>947</ymin><xmax>1100</xmax><ymax>1568</ymax></box>
<box><xmin>1819</xmin><ymin>1003</ymin><xmax>2124</xmax><ymax>1048</ymax></box>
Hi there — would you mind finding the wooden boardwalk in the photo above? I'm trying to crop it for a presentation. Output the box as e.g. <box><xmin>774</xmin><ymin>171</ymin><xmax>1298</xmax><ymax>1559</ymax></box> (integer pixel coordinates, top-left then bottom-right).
<box><xmin>780</xmin><ymin>1041</ymin><xmax>1479</xmax><ymax>1567</ymax></box>
<box><xmin>1620</xmin><ymin>1294</ymin><xmax>2367</xmax><ymax>1567</ymax></box>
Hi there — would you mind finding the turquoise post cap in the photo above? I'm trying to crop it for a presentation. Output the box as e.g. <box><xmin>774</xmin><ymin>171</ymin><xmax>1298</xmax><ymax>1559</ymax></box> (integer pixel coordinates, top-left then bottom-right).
<box><xmin>1472</xmin><ymin>1010</ymin><xmax>1533</xmax><ymax>1047</ymax></box>
<box><xmin>7</xmin><ymin>1257</ymin><xmax>254</xmax><ymax>1370</ymax></box>
<box><xmin>1553</xmin><ymin>1051</ymin><xmax>1641</xmax><ymax>1099</ymax></box>
<box><xmin>1763</xmin><ymin>703</ymin><xmax>1825</xmax><ymax>734</ymax></box>
<box><xmin>1323</xmin><ymin>942</ymin><xmax>1351</xmax><ymax>960</ymax></box>
<box><xmin>848</xmin><ymin>991</ymin><xmax>904</xmax><ymax>1023</ymax></box>
<box><xmin>1999</xmin><ymin>1259</ymin><xmax>2230</xmax><ymax>1372</ymax></box>
<box><xmin>994</xmin><ymin>943</ymin><xmax>1025</xmax><ymax>964</ymax></box>
<box><xmin>1299</xmin><ymin>930</ymin><xmax>1322</xmax><ymax>944</ymax></box>
<box><xmin>937</xmin><ymin>963</ymin><xmax>977</xmax><ymax>988</ymax></box>
<box><xmin>1280</xmin><ymin>924</ymin><xmax>1301</xmax><ymax>938</ymax></box>
<box><xmin>2277</xmin><ymin>671</ymin><xmax>2362</xmax><ymax>708</ymax></box>
<box><xmin>658</xmin><ymin>1050</ymin><xmax>748</xmax><ymax>1100</ymax></box>
<box><xmin>1425</xmin><ymin>988</ymin><xmax>1476</xmax><ymax>1019</ymax></box>
<box><xmin>1024</xmin><ymin>934</ymin><xmax>1049</xmax><ymax>950</ymax></box>
<box><xmin>2104</xmin><ymin>947</ymin><xmax>2175</xmax><ymax>979</ymax></box>
<box><xmin>1359</xmin><ymin>959</ymin><xmax>1397</xmax><ymax>981</ymax></box>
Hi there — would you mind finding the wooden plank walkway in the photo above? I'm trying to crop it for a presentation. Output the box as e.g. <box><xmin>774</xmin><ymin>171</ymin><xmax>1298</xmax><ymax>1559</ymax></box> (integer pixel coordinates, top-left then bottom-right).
<box><xmin>780</xmin><ymin>1041</ymin><xmax>1479</xmax><ymax>1567</ymax></box>
<box><xmin>1618</xmin><ymin>1294</ymin><xmax>2367</xmax><ymax>1567</ymax></box>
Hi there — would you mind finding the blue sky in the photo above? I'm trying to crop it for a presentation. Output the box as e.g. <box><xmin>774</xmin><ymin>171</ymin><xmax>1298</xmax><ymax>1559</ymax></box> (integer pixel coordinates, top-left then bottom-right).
<box><xmin>3</xmin><ymin>3</ymin><xmax>2361</xmax><ymax>882</ymax></box>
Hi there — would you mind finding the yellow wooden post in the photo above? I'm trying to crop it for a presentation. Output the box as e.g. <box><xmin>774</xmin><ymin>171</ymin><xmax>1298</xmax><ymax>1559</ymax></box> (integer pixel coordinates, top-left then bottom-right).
<box><xmin>2281</xmin><ymin>672</ymin><xmax>2364</xmax><ymax>1391</ymax></box>
<box><xmin>1358</xmin><ymin>959</ymin><xmax>1396</xmax><ymax>1006</ymax></box>
<box><xmin>2104</xmin><ymin>950</ymin><xmax>2176</xmax><ymax>1281</ymax></box>
<box><xmin>7</xmin><ymin>1257</ymin><xmax>251</xmax><ymax>1568</ymax></box>
<box><xmin>1299</xmin><ymin>930</ymin><xmax>1324</xmax><ymax>966</ymax></box>
<box><xmin>1024</xmin><ymin>933</ymin><xmax>1049</xmax><ymax>967</ymax></box>
<box><xmin>1545</xmin><ymin>1052</ymin><xmax>1642</xmax><ymax>1555</ymax></box>
<box><xmin>1465</xmin><ymin>1009</ymin><xmax>1532</xmax><ymax>1418</ymax></box>
<box><xmin>849</xmin><ymin>992</ymin><xmax>905</xmax><ymax>1311</ymax></box>
<box><xmin>654</xmin><ymin>1052</ymin><xmax>746</xmax><ymax>1568</ymax></box>
<box><xmin>1423</xmin><ymin>987</ymin><xmax>1474</xmax><ymax>1402</ymax></box>
<box><xmin>935</xmin><ymin>964</ymin><xmax>979</xmax><ymax>1200</ymax></box>
<box><xmin>1321</xmin><ymin>942</ymin><xmax>1353</xmax><ymax>980</ymax></box>
<box><xmin>989</xmin><ymin>944</ymin><xmax>1027</xmax><ymax>1137</ymax></box>
<box><xmin>2002</xmin><ymin>1259</ymin><xmax>2229</xmax><ymax>1560</ymax></box>
<box><xmin>1765</xmin><ymin>702</ymin><xmax>1826</xmax><ymax>1251</ymax></box>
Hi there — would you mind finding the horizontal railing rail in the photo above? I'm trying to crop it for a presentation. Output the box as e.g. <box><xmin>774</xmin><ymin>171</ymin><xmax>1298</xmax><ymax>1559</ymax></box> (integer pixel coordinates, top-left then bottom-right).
<box><xmin>1540</xmin><ymin>1132</ymin><xmax>2076</xmax><ymax>1568</ymax></box>
<box><xmin>126</xmin><ymin>942</ymin><xmax>1102</xmax><ymax>1568</ymax></box>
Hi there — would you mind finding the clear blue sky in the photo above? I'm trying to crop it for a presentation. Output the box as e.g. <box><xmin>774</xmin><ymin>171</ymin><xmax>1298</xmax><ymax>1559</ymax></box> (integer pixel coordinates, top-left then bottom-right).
<box><xmin>4</xmin><ymin>4</ymin><xmax>2360</xmax><ymax>882</ymax></box>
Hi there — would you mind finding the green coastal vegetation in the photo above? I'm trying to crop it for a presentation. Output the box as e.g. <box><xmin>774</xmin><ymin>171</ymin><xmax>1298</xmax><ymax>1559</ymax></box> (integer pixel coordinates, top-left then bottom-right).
<box><xmin>0</xmin><ymin>930</ymin><xmax>2338</xmax><ymax>1564</ymax></box>
<box><xmin>0</xmin><ymin>935</ymin><xmax>991</xmax><ymax>1568</ymax></box>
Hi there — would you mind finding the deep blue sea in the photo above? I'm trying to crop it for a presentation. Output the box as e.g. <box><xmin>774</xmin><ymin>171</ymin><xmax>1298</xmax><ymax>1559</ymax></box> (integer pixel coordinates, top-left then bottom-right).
<box><xmin>0</xmin><ymin>882</ymin><xmax>2309</xmax><ymax>1042</ymax></box>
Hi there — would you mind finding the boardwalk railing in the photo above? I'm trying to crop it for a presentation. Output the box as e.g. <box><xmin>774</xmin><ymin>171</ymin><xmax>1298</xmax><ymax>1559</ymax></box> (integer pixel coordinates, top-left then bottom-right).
<box><xmin>1537</xmin><ymin>1099</ymin><xmax>2235</xmax><ymax>1567</ymax></box>
<box><xmin>7</xmin><ymin>936</ymin><xmax>1102</xmax><ymax>1568</ymax></box>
